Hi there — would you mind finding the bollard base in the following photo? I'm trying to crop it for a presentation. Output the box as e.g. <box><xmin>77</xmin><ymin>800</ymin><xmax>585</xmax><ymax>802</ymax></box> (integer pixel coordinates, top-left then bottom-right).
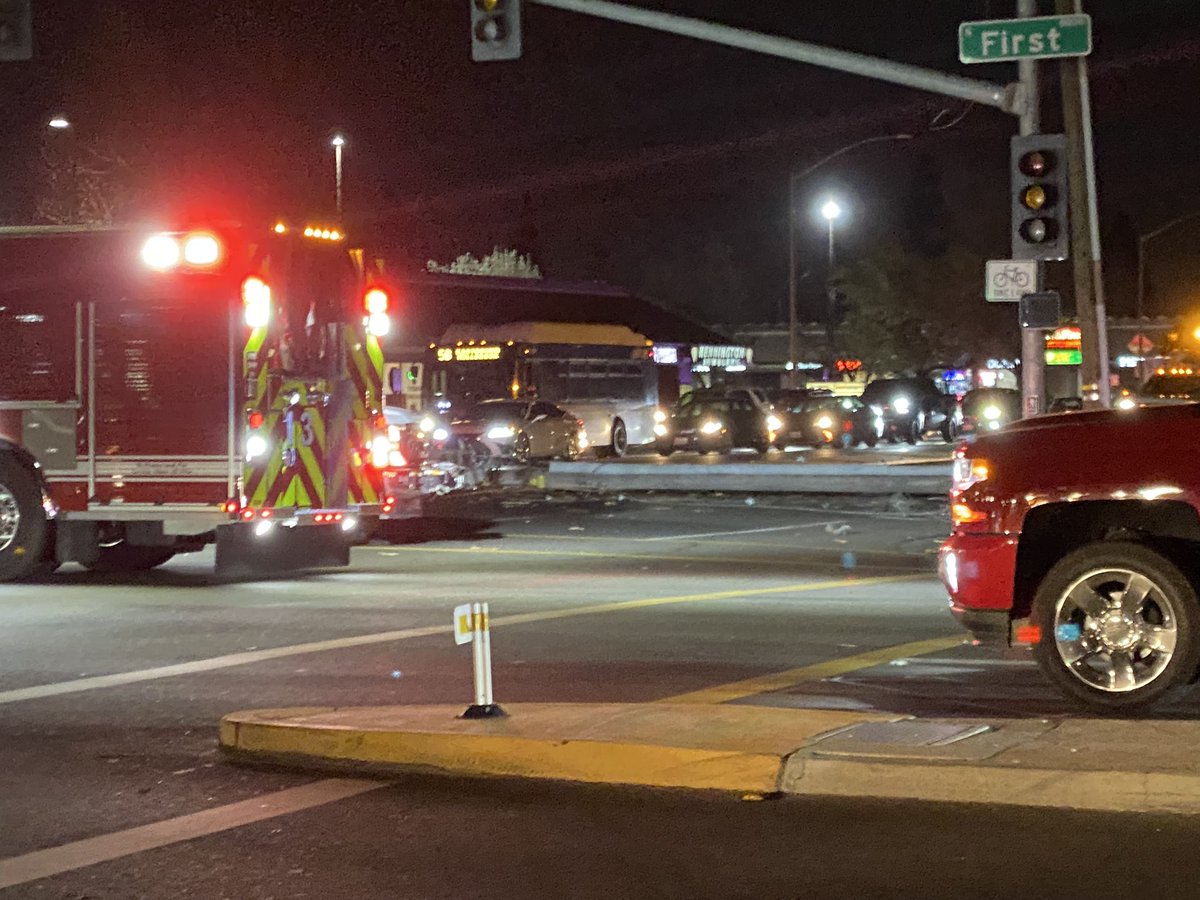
<box><xmin>460</xmin><ymin>703</ymin><xmax>508</xmax><ymax>720</ymax></box>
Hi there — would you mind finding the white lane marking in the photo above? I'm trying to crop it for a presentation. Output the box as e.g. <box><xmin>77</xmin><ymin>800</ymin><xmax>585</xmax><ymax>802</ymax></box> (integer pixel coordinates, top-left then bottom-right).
<box><xmin>0</xmin><ymin>778</ymin><xmax>382</xmax><ymax>891</ymax></box>
<box><xmin>635</xmin><ymin>523</ymin><xmax>831</xmax><ymax>542</ymax></box>
<box><xmin>0</xmin><ymin>623</ymin><xmax>449</xmax><ymax>706</ymax></box>
<box><xmin>0</xmin><ymin>575</ymin><xmax>923</xmax><ymax>707</ymax></box>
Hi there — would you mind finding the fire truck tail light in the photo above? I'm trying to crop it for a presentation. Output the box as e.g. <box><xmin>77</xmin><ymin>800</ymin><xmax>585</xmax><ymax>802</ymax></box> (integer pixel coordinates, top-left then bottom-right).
<box><xmin>368</xmin><ymin>314</ymin><xmax>390</xmax><ymax>336</ymax></box>
<box><xmin>247</xmin><ymin>410</ymin><xmax>265</xmax><ymax>430</ymax></box>
<box><xmin>240</xmin><ymin>507</ymin><xmax>256</xmax><ymax>521</ymax></box>
<box><xmin>242</xmin><ymin>277</ymin><xmax>271</xmax><ymax>328</ymax></box>
<box><xmin>182</xmin><ymin>233</ymin><xmax>222</xmax><ymax>265</ymax></box>
<box><xmin>370</xmin><ymin>435</ymin><xmax>391</xmax><ymax>468</ymax></box>
<box><xmin>141</xmin><ymin>234</ymin><xmax>181</xmax><ymax>270</ymax></box>
<box><xmin>365</xmin><ymin>288</ymin><xmax>389</xmax><ymax>315</ymax></box>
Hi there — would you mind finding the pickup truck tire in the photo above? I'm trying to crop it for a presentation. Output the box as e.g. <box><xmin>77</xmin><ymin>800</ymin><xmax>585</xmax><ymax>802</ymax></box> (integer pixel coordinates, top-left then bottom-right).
<box><xmin>84</xmin><ymin>544</ymin><xmax>177</xmax><ymax>573</ymax></box>
<box><xmin>0</xmin><ymin>455</ymin><xmax>55</xmax><ymax>582</ymax></box>
<box><xmin>904</xmin><ymin>418</ymin><xmax>920</xmax><ymax>445</ymax></box>
<box><xmin>1031</xmin><ymin>541</ymin><xmax>1200</xmax><ymax>713</ymax></box>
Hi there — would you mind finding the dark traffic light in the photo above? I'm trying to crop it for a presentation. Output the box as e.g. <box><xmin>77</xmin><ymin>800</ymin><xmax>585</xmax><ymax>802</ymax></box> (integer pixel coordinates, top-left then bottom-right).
<box><xmin>0</xmin><ymin>0</ymin><xmax>31</xmax><ymax>61</ymax></box>
<box><xmin>1011</xmin><ymin>133</ymin><xmax>1069</xmax><ymax>262</ymax></box>
<box><xmin>471</xmin><ymin>0</ymin><xmax>521</xmax><ymax>62</ymax></box>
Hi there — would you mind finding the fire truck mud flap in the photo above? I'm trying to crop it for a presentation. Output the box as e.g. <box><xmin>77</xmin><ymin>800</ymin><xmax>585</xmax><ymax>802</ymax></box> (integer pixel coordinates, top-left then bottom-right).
<box><xmin>215</xmin><ymin>522</ymin><xmax>351</xmax><ymax>578</ymax></box>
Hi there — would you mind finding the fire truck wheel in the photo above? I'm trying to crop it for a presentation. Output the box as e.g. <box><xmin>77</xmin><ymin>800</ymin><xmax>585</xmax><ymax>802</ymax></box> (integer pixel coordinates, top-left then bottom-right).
<box><xmin>0</xmin><ymin>455</ymin><xmax>55</xmax><ymax>582</ymax></box>
<box><xmin>84</xmin><ymin>544</ymin><xmax>176</xmax><ymax>573</ymax></box>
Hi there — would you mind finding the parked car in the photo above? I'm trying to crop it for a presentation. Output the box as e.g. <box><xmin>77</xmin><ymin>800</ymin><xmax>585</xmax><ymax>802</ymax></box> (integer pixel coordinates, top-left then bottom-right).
<box><xmin>940</xmin><ymin>402</ymin><xmax>1200</xmax><ymax>712</ymax></box>
<box><xmin>783</xmin><ymin>395</ymin><xmax>881</xmax><ymax>449</ymax></box>
<box><xmin>1048</xmin><ymin>396</ymin><xmax>1083</xmax><ymax>413</ymax></box>
<box><xmin>960</xmin><ymin>388</ymin><xmax>1021</xmax><ymax>435</ymax></box>
<box><xmin>656</xmin><ymin>393</ymin><xmax>775</xmax><ymax>455</ymax></box>
<box><xmin>447</xmin><ymin>399</ymin><xmax>586</xmax><ymax>462</ymax></box>
<box><xmin>860</xmin><ymin>377</ymin><xmax>959</xmax><ymax>444</ymax></box>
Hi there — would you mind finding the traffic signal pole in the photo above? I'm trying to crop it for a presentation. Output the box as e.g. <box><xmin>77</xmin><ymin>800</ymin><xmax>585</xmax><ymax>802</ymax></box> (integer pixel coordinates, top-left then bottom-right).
<box><xmin>1016</xmin><ymin>0</ymin><xmax>1045</xmax><ymax>417</ymax></box>
<box><xmin>1057</xmin><ymin>0</ymin><xmax>1110</xmax><ymax>409</ymax></box>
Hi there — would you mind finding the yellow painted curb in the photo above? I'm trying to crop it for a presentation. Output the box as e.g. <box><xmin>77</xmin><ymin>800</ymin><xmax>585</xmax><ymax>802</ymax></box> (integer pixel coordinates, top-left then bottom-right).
<box><xmin>220</xmin><ymin>704</ymin><xmax>892</xmax><ymax>794</ymax></box>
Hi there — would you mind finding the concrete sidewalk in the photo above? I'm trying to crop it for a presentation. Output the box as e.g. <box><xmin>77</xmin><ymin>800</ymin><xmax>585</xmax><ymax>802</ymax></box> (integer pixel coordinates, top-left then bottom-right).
<box><xmin>220</xmin><ymin>702</ymin><xmax>1200</xmax><ymax>814</ymax></box>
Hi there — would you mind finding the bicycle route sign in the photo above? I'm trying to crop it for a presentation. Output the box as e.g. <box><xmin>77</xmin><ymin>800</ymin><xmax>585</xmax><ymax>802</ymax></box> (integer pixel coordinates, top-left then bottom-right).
<box><xmin>985</xmin><ymin>259</ymin><xmax>1037</xmax><ymax>302</ymax></box>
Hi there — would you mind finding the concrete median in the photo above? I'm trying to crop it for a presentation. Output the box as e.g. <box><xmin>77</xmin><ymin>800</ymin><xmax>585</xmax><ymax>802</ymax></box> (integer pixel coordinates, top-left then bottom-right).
<box><xmin>547</xmin><ymin>461</ymin><xmax>952</xmax><ymax>495</ymax></box>
<box><xmin>221</xmin><ymin>702</ymin><xmax>1200</xmax><ymax>814</ymax></box>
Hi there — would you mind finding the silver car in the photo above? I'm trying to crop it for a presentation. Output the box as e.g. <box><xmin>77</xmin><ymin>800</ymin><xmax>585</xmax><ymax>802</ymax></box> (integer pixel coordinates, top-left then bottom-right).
<box><xmin>447</xmin><ymin>399</ymin><xmax>587</xmax><ymax>462</ymax></box>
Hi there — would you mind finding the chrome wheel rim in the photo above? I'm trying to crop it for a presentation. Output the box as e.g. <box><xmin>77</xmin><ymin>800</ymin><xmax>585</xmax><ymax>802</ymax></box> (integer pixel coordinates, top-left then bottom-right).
<box><xmin>1054</xmin><ymin>567</ymin><xmax>1178</xmax><ymax>693</ymax></box>
<box><xmin>0</xmin><ymin>483</ymin><xmax>19</xmax><ymax>553</ymax></box>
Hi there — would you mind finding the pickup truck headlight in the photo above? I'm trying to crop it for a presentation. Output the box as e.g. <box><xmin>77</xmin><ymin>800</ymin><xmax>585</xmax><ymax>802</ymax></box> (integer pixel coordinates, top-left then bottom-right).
<box><xmin>952</xmin><ymin>455</ymin><xmax>990</xmax><ymax>492</ymax></box>
<box><xmin>892</xmin><ymin>396</ymin><xmax>911</xmax><ymax>415</ymax></box>
<box><xmin>766</xmin><ymin>414</ymin><xmax>783</xmax><ymax>432</ymax></box>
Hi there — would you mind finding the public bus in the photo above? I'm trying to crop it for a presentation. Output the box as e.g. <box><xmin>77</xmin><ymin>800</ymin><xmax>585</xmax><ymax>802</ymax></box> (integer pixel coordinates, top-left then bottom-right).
<box><xmin>423</xmin><ymin>322</ymin><xmax>675</xmax><ymax>457</ymax></box>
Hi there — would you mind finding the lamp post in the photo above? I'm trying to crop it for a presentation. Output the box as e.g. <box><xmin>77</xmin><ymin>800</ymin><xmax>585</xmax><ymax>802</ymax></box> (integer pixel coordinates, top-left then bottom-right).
<box><xmin>820</xmin><ymin>198</ymin><xmax>843</xmax><ymax>374</ymax></box>
<box><xmin>1137</xmin><ymin>211</ymin><xmax>1200</xmax><ymax>318</ymax></box>
<box><xmin>44</xmin><ymin>116</ymin><xmax>78</xmax><ymax>221</ymax></box>
<box><xmin>331</xmin><ymin>134</ymin><xmax>345</xmax><ymax>217</ymax></box>
<box><xmin>786</xmin><ymin>133</ymin><xmax>910</xmax><ymax>387</ymax></box>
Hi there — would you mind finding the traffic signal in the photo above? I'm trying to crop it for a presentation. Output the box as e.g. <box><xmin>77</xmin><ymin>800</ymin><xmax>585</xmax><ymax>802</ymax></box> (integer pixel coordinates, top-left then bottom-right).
<box><xmin>0</xmin><ymin>0</ymin><xmax>31</xmax><ymax>61</ymax></box>
<box><xmin>471</xmin><ymin>0</ymin><xmax>521</xmax><ymax>62</ymax></box>
<box><xmin>1011</xmin><ymin>133</ymin><xmax>1070</xmax><ymax>262</ymax></box>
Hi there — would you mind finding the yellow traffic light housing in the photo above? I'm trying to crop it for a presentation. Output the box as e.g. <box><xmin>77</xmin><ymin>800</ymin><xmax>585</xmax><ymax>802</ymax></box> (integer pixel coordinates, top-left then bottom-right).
<box><xmin>1011</xmin><ymin>134</ymin><xmax>1070</xmax><ymax>262</ymax></box>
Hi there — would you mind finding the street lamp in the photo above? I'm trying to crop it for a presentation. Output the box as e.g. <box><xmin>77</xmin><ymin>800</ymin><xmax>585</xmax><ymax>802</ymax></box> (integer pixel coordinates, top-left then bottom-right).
<box><xmin>331</xmin><ymin>134</ymin><xmax>346</xmax><ymax>216</ymax></box>
<box><xmin>786</xmin><ymin>133</ymin><xmax>910</xmax><ymax>387</ymax></box>
<box><xmin>47</xmin><ymin>116</ymin><xmax>70</xmax><ymax>130</ymax></box>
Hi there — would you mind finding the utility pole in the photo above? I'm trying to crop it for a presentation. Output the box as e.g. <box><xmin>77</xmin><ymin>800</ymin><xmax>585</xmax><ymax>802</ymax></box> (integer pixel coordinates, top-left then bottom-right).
<box><xmin>1057</xmin><ymin>0</ymin><xmax>1110</xmax><ymax>408</ymax></box>
<box><xmin>1016</xmin><ymin>0</ymin><xmax>1043</xmax><ymax>417</ymax></box>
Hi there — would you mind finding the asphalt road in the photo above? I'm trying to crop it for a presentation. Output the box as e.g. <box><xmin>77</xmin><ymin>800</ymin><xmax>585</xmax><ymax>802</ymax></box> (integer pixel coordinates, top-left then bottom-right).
<box><xmin>3</xmin><ymin>491</ymin><xmax>1200</xmax><ymax>898</ymax></box>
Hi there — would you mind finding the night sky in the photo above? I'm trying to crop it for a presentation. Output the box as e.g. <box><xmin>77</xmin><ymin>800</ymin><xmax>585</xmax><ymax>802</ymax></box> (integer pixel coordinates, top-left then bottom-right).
<box><xmin>3</xmin><ymin>1</ymin><xmax>1200</xmax><ymax>328</ymax></box>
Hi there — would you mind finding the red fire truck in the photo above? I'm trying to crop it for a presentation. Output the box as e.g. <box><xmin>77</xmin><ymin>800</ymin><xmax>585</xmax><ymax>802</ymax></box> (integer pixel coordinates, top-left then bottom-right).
<box><xmin>0</xmin><ymin>220</ymin><xmax>402</xmax><ymax>581</ymax></box>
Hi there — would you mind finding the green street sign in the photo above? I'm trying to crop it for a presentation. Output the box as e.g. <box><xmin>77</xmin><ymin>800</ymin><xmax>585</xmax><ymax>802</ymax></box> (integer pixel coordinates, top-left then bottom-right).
<box><xmin>959</xmin><ymin>14</ymin><xmax>1091</xmax><ymax>64</ymax></box>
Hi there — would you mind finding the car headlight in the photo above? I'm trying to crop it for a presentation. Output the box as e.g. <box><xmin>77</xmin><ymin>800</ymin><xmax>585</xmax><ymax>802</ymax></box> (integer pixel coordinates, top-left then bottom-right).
<box><xmin>653</xmin><ymin>409</ymin><xmax>667</xmax><ymax>423</ymax></box>
<box><xmin>983</xmin><ymin>405</ymin><xmax>1001</xmax><ymax>421</ymax></box>
<box><xmin>892</xmin><ymin>397</ymin><xmax>911</xmax><ymax>415</ymax></box>
<box><xmin>419</xmin><ymin>416</ymin><xmax>436</xmax><ymax>433</ymax></box>
<box><xmin>766</xmin><ymin>414</ymin><xmax>783</xmax><ymax>431</ymax></box>
<box><xmin>700</xmin><ymin>419</ymin><xmax>723</xmax><ymax>434</ymax></box>
<box><xmin>432</xmin><ymin>427</ymin><xmax>449</xmax><ymax>441</ymax></box>
<box><xmin>1117</xmin><ymin>397</ymin><xmax>1136</xmax><ymax>410</ymax></box>
<box><xmin>654</xmin><ymin>423</ymin><xmax>668</xmax><ymax>437</ymax></box>
<box><xmin>486</xmin><ymin>425</ymin><xmax>516</xmax><ymax>440</ymax></box>
<box><xmin>815</xmin><ymin>415</ymin><xmax>834</xmax><ymax>430</ymax></box>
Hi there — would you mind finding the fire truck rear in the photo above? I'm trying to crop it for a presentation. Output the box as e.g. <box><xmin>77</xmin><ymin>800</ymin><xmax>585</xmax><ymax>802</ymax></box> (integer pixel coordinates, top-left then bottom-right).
<box><xmin>0</xmin><ymin>221</ymin><xmax>398</xmax><ymax>581</ymax></box>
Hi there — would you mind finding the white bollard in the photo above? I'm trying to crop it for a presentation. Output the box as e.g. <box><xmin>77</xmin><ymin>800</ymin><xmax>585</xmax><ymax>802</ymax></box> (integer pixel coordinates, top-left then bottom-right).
<box><xmin>459</xmin><ymin>601</ymin><xmax>505</xmax><ymax>719</ymax></box>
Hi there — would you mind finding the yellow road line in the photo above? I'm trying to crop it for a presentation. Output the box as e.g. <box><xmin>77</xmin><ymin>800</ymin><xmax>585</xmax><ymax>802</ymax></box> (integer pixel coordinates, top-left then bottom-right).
<box><xmin>661</xmin><ymin>635</ymin><xmax>963</xmax><ymax>705</ymax></box>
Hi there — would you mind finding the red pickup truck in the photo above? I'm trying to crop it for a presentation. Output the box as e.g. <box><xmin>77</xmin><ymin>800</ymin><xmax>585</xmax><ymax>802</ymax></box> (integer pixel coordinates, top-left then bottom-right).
<box><xmin>940</xmin><ymin>403</ymin><xmax>1200</xmax><ymax>712</ymax></box>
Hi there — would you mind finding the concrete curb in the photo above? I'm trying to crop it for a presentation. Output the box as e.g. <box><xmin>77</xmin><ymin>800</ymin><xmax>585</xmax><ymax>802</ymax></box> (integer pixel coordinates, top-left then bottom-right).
<box><xmin>219</xmin><ymin>703</ymin><xmax>893</xmax><ymax>794</ymax></box>
<box><xmin>221</xmin><ymin>703</ymin><xmax>1200</xmax><ymax>814</ymax></box>
<box><xmin>546</xmin><ymin>461</ymin><xmax>951</xmax><ymax>495</ymax></box>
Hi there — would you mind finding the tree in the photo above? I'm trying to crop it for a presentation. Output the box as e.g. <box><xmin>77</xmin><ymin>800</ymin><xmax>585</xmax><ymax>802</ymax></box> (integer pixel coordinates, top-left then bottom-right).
<box><xmin>837</xmin><ymin>242</ymin><xmax>1017</xmax><ymax>377</ymax></box>
<box><xmin>426</xmin><ymin>247</ymin><xmax>542</xmax><ymax>278</ymax></box>
<box><xmin>36</xmin><ymin>139</ymin><xmax>139</xmax><ymax>226</ymax></box>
